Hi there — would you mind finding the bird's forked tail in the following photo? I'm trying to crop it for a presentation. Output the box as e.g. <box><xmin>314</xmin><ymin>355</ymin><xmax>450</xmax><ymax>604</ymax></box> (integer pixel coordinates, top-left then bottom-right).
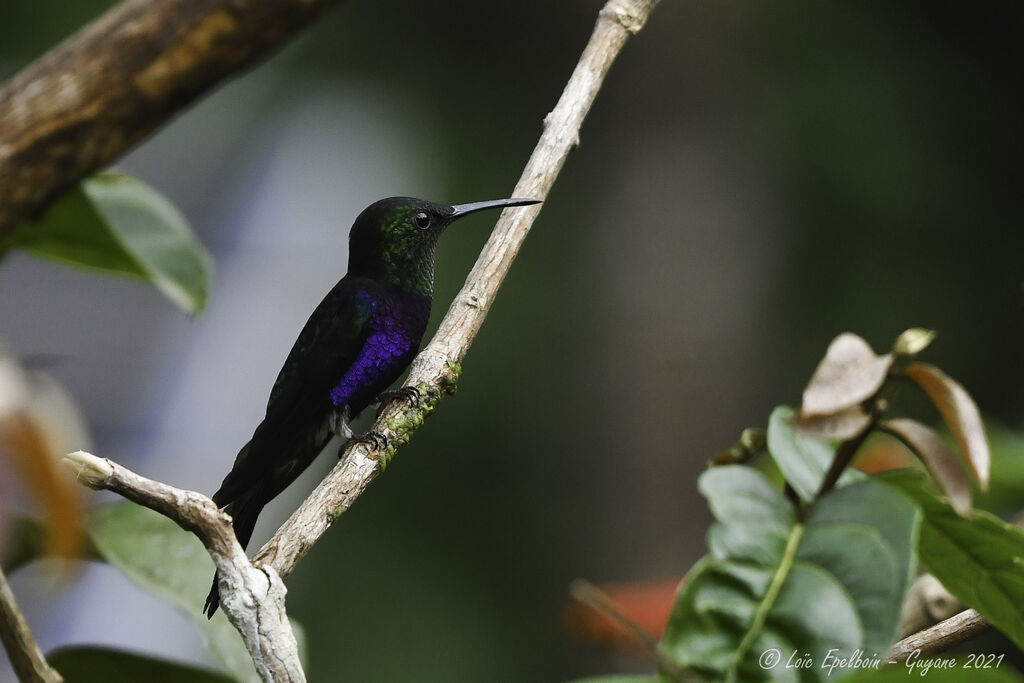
<box><xmin>203</xmin><ymin>490</ymin><xmax>263</xmax><ymax>618</ymax></box>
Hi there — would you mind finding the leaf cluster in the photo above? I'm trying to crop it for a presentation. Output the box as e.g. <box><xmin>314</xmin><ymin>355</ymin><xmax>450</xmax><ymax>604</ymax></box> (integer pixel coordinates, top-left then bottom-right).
<box><xmin>578</xmin><ymin>330</ymin><xmax>1024</xmax><ymax>683</ymax></box>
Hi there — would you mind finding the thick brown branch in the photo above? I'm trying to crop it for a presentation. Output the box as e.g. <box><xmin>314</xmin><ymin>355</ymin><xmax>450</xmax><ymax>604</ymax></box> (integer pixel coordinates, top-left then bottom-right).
<box><xmin>0</xmin><ymin>0</ymin><xmax>343</xmax><ymax>237</ymax></box>
<box><xmin>251</xmin><ymin>0</ymin><xmax>662</xmax><ymax>580</ymax></box>
<box><xmin>62</xmin><ymin>451</ymin><xmax>305</xmax><ymax>683</ymax></box>
<box><xmin>0</xmin><ymin>566</ymin><xmax>63</xmax><ymax>682</ymax></box>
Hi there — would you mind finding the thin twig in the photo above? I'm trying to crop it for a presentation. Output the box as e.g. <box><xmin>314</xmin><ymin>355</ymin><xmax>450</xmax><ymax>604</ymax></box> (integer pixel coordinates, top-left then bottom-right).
<box><xmin>0</xmin><ymin>565</ymin><xmax>63</xmax><ymax>682</ymax></box>
<box><xmin>570</xmin><ymin>580</ymin><xmax>661</xmax><ymax>655</ymax></box>
<box><xmin>252</xmin><ymin>0</ymin><xmax>663</xmax><ymax>580</ymax></box>
<box><xmin>815</xmin><ymin>408</ymin><xmax>878</xmax><ymax>498</ymax></box>
<box><xmin>569</xmin><ymin>580</ymin><xmax>694</xmax><ymax>683</ymax></box>
<box><xmin>62</xmin><ymin>451</ymin><xmax>305</xmax><ymax>683</ymax></box>
<box><xmin>887</xmin><ymin>609</ymin><xmax>990</xmax><ymax>663</ymax></box>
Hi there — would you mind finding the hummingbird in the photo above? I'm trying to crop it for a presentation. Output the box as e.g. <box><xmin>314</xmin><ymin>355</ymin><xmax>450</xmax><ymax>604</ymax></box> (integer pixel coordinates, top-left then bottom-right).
<box><xmin>204</xmin><ymin>195</ymin><xmax>540</xmax><ymax>617</ymax></box>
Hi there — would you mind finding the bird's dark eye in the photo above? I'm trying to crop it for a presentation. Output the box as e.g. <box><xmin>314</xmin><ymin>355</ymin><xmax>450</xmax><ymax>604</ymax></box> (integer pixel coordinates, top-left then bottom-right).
<box><xmin>413</xmin><ymin>212</ymin><xmax>431</xmax><ymax>230</ymax></box>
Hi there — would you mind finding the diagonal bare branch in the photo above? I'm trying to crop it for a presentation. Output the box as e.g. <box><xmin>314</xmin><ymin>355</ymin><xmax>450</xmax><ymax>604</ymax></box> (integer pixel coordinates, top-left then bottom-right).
<box><xmin>252</xmin><ymin>0</ymin><xmax>663</xmax><ymax>580</ymax></box>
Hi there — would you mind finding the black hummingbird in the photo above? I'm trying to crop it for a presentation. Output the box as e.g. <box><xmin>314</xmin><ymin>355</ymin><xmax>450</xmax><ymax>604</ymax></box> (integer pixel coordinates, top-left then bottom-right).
<box><xmin>204</xmin><ymin>195</ymin><xmax>540</xmax><ymax>617</ymax></box>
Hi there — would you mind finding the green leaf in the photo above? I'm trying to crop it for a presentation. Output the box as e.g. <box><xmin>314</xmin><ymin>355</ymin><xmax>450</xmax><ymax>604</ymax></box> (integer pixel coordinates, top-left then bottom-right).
<box><xmin>767</xmin><ymin>406</ymin><xmax>863</xmax><ymax>501</ymax></box>
<box><xmin>48</xmin><ymin>646</ymin><xmax>234</xmax><ymax>682</ymax></box>
<box><xmin>87</xmin><ymin>502</ymin><xmax>306</xmax><ymax>683</ymax></box>
<box><xmin>880</xmin><ymin>470</ymin><xmax>1024</xmax><ymax>652</ymax></box>
<box><xmin>564</xmin><ymin>677</ymin><xmax>660</xmax><ymax>683</ymax></box>
<box><xmin>3</xmin><ymin>173</ymin><xmax>213</xmax><ymax>314</ymax></box>
<box><xmin>800</xmin><ymin>484</ymin><xmax>919</xmax><ymax>656</ymax></box>
<box><xmin>661</xmin><ymin>466</ymin><xmax>918</xmax><ymax>682</ymax></box>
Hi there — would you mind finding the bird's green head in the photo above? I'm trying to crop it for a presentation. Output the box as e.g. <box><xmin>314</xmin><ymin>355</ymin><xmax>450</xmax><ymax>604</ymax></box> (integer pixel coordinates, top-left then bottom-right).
<box><xmin>347</xmin><ymin>196</ymin><xmax>540</xmax><ymax>293</ymax></box>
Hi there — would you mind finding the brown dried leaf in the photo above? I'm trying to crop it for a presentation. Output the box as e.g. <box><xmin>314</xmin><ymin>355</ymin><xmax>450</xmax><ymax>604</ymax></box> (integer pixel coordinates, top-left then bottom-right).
<box><xmin>0</xmin><ymin>413</ymin><xmax>84</xmax><ymax>559</ymax></box>
<box><xmin>0</xmin><ymin>347</ymin><xmax>88</xmax><ymax>561</ymax></box>
<box><xmin>801</xmin><ymin>333</ymin><xmax>894</xmax><ymax>416</ymax></box>
<box><xmin>794</xmin><ymin>405</ymin><xmax>872</xmax><ymax>441</ymax></box>
<box><xmin>882</xmin><ymin>417</ymin><xmax>971</xmax><ymax>516</ymax></box>
<box><xmin>903</xmin><ymin>362</ymin><xmax>990</xmax><ymax>490</ymax></box>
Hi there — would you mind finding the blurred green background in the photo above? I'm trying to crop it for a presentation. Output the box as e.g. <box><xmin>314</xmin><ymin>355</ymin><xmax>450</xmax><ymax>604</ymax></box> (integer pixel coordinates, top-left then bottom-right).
<box><xmin>1</xmin><ymin>1</ymin><xmax>1022</xmax><ymax>681</ymax></box>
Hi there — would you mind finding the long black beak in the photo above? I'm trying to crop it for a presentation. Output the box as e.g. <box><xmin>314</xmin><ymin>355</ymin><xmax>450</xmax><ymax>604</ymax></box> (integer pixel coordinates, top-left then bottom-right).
<box><xmin>449</xmin><ymin>197</ymin><xmax>541</xmax><ymax>219</ymax></box>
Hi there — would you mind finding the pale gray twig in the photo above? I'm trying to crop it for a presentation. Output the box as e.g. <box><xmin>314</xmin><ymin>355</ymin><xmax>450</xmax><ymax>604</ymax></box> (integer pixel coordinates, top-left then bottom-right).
<box><xmin>62</xmin><ymin>451</ymin><xmax>304</xmax><ymax>683</ymax></box>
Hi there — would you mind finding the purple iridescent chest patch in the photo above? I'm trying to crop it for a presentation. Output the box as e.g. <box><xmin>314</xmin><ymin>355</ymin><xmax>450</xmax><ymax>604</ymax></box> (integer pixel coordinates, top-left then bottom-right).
<box><xmin>329</xmin><ymin>289</ymin><xmax>429</xmax><ymax>411</ymax></box>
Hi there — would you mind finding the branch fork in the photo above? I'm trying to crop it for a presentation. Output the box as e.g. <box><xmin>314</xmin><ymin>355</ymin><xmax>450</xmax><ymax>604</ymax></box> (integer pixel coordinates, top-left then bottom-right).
<box><xmin>62</xmin><ymin>451</ymin><xmax>304</xmax><ymax>683</ymax></box>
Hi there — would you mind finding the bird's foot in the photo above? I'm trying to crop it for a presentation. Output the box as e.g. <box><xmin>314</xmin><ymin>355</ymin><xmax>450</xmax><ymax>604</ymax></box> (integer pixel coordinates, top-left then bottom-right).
<box><xmin>375</xmin><ymin>386</ymin><xmax>421</xmax><ymax>416</ymax></box>
<box><xmin>347</xmin><ymin>430</ymin><xmax>388</xmax><ymax>454</ymax></box>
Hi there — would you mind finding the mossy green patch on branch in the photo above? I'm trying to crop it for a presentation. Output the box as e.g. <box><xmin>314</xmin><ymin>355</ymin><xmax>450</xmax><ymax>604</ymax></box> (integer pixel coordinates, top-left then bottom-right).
<box><xmin>380</xmin><ymin>381</ymin><xmax>449</xmax><ymax>470</ymax></box>
<box><xmin>440</xmin><ymin>361</ymin><xmax>462</xmax><ymax>395</ymax></box>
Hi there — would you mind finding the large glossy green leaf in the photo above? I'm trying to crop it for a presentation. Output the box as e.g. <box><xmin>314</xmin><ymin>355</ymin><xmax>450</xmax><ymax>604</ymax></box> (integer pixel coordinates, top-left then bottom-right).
<box><xmin>767</xmin><ymin>406</ymin><xmax>863</xmax><ymax>502</ymax></box>
<box><xmin>88</xmin><ymin>502</ymin><xmax>306</xmax><ymax>683</ymax></box>
<box><xmin>881</xmin><ymin>470</ymin><xmax>1024</xmax><ymax>652</ymax></box>
<box><xmin>2</xmin><ymin>173</ymin><xmax>212</xmax><ymax>314</ymax></box>
<box><xmin>48</xmin><ymin>646</ymin><xmax>233</xmax><ymax>683</ymax></box>
<box><xmin>661</xmin><ymin>466</ymin><xmax>918</xmax><ymax>682</ymax></box>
